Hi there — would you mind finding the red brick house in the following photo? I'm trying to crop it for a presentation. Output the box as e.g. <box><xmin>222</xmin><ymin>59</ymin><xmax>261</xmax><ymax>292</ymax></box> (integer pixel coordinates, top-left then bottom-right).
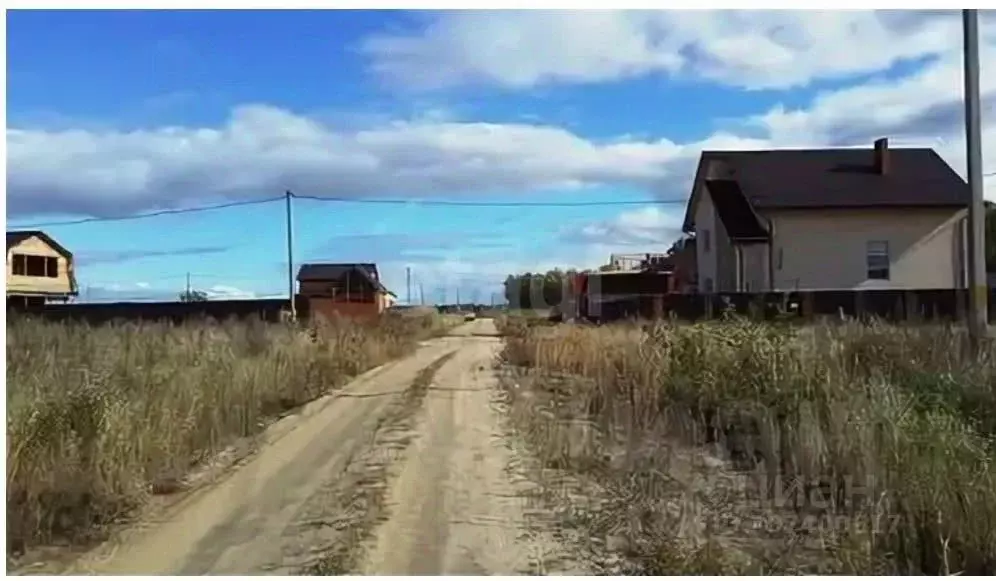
<box><xmin>297</xmin><ymin>263</ymin><xmax>396</xmax><ymax>322</ymax></box>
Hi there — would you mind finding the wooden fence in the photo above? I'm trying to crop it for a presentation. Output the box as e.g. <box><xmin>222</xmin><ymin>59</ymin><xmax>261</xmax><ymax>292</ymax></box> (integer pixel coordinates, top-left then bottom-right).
<box><xmin>580</xmin><ymin>289</ymin><xmax>996</xmax><ymax>324</ymax></box>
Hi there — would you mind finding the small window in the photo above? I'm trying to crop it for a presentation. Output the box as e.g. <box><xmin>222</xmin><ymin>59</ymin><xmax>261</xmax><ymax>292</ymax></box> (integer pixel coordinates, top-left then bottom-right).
<box><xmin>702</xmin><ymin>229</ymin><xmax>711</xmax><ymax>253</ymax></box>
<box><xmin>704</xmin><ymin>277</ymin><xmax>714</xmax><ymax>293</ymax></box>
<box><xmin>867</xmin><ymin>241</ymin><xmax>890</xmax><ymax>280</ymax></box>
<box><xmin>25</xmin><ymin>255</ymin><xmax>47</xmax><ymax>277</ymax></box>
<box><xmin>777</xmin><ymin>248</ymin><xmax>784</xmax><ymax>270</ymax></box>
<box><xmin>12</xmin><ymin>254</ymin><xmax>59</xmax><ymax>278</ymax></box>
<box><xmin>12</xmin><ymin>254</ymin><xmax>26</xmax><ymax>275</ymax></box>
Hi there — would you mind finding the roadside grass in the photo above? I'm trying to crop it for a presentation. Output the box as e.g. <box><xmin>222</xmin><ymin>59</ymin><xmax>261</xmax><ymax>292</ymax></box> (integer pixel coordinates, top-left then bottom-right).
<box><xmin>6</xmin><ymin>312</ymin><xmax>455</xmax><ymax>556</ymax></box>
<box><xmin>498</xmin><ymin>317</ymin><xmax>996</xmax><ymax>575</ymax></box>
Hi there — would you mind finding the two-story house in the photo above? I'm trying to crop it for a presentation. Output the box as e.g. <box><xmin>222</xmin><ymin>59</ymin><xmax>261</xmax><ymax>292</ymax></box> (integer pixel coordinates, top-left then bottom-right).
<box><xmin>682</xmin><ymin>138</ymin><xmax>971</xmax><ymax>293</ymax></box>
<box><xmin>6</xmin><ymin>230</ymin><xmax>78</xmax><ymax>308</ymax></box>
<box><xmin>297</xmin><ymin>262</ymin><xmax>397</xmax><ymax>321</ymax></box>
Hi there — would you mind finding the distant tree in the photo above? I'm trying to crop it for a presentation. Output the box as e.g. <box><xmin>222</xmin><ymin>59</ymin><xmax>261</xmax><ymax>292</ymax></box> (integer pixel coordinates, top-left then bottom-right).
<box><xmin>503</xmin><ymin>269</ymin><xmax>582</xmax><ymax>309</ymax></box>
<box><xmin>178</xmin><ymin>289</ymin><xmax>209</xmax><ymax>302</ymax></box>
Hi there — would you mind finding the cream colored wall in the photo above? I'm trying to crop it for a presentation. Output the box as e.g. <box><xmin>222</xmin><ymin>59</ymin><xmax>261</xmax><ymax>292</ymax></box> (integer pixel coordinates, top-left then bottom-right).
<box><xmin>766</xmin><ymin>207</ymin><xmax>966</xmax><ymax>291</ymax></box>
<box><xmin>693</xmin><ymin>160</ymin><xmax>742</xmax><ymax>292</ymax></box>
<box><xmin>740</xmin><ymin>244</ymin><xmax>769</xmax><ymax>292</ymax></box>
<box><xmin>6</xmin><ymin>235</ymin><xmax>74</xmax><ymax>295</ymax></box>
<box><xmin>379</xmin><ymin>293</ymin><xmax>397</xmax><ymax>312</ymax></box>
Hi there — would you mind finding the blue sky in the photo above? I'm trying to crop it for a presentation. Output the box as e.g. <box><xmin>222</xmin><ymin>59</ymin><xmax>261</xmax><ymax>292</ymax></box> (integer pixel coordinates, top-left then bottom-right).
<box><xmin>7</xmin><ymin>10</ymin><xmax>996</xmax><ymax>303</ymax></box>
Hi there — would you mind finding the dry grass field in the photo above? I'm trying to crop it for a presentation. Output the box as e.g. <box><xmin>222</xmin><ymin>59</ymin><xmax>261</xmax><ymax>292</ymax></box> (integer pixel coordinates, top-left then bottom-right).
<box><xmin>496</xmin><ymin>314</ymin><xmax>996</xmax><ymax>575</ymax></box>
<box><xmin>5</xmin><ymin>312</ymin><xmax>454</xmax><ymax>556</ymax></box>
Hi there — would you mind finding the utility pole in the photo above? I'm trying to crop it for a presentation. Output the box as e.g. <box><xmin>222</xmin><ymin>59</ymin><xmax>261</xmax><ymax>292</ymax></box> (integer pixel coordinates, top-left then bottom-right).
<box><xmin>285</xmin><ymin>191</ymin><xmax>297</xmax><ymax>321</ymax></box>
<box><xmin>456</xmin><ymin>287</ymin><xmax>460</xmax><ymax>309</ymax></box>
<box><xmin>964</xmin><ymin>9</ymin><xmax>988</xmax><ymax>348</ymax></box>
<box><xmin>186</xmin><ymin>272</ymin><xmax>191</xmax><ymax>298</ymax></box>
<box><xmin>419</xmin><ymin>283</ymin><xmax>425</xmax><ymax>306</ymax></box>
<box><xmin>406</xmin><ymin>267</ymin><xmax>412</xmax><ymax>306</ymax></box>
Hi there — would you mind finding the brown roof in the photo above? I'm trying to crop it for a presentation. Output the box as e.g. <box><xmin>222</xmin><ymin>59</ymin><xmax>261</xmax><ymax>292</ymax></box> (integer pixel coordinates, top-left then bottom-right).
<box><xmin>6</xmin><ymin>230</ymin><xmax>74</xmax><ymax>258</ymax></box>
<box><xmin>683</xmin><ymin>144</ymin><xmax>970</xmax><ymax>233</ymax></box>
<box><xmin>297</xmin><ymin>263</ymin><xmax>393</xmax><ymax>295</ymax></box>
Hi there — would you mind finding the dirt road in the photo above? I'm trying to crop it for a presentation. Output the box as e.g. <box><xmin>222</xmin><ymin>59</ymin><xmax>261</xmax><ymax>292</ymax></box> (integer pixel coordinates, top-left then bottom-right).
<box><xmin>67</xmin><ymin>319</ymin><xmax>576</xmax><ymax>576</ymax></box>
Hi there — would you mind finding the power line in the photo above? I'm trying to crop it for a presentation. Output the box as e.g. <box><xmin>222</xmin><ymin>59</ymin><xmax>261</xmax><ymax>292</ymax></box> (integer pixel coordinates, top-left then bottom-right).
<box><xmin>292</xmin><ymin>194</ymin><xmax>686</xmax><ymax>208</ymax></box>
<box><xmin>12</xmin><ymin>172</ymin><xmax>996</xmax><ymax>230</ymax></box>
<box><xmin>10</xmin><ymin>196</ymin><xmax>284</xmax><ymax>229</ymax></box>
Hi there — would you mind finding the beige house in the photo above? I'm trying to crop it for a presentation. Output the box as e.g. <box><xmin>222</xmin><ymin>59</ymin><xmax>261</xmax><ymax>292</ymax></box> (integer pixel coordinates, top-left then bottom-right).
<box><xmin>682</xmin><ymin>138</ymin><xmax>971</xmax><ymax>293</ymax></box>
<box><xmin>6</xmin><ymin>230</ymin><xmax>78</xmax><ymax>307</ymax></box>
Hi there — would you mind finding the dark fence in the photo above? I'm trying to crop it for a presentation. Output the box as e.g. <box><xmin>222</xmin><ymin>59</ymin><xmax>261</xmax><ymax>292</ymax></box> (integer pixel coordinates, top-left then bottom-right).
<box><xmin>580</xmin><ymin>289</ymin><xmax>996</xmax><ymax>324</ymax></box>
<box><xmin>8</xmin><ymin>297</ymin><xmax>309</xmax><ymax>326</ymax></box>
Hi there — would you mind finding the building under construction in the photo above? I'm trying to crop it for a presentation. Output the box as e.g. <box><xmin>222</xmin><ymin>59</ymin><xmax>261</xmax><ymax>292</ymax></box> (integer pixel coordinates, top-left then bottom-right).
<box><xmin>569</xmin><ymin>247</ymin><xmax>696</xmax><ymax>323</ymax></box>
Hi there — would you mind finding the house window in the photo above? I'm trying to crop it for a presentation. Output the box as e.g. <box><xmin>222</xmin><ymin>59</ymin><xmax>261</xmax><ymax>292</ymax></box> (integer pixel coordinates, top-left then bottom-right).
<box><xmin>704</xmin><ymin>277</ymin><xmax>714</xmax><ymax>293</ymax></box>
<box><xmin>866</xmin><ymin>241</ymin><xmax>890</xmax><ymax>280</ymax></box>
<box><xmin>702</xmin><ymin>229</ymin><xmax>711</xmax><ymax>253</ymax></box>
<box><xmin>12</xmin><ymin>254</ymin><xmax>26</xmax><ymax>275</ymax></box>
<box><xmin>11</xmin><ymin>254</ymin><xmax>59</xmax><ymax>277</ymax></box>
<box><xmin>777</xmin><ymin>248</ymin><xmax>784</xmax><ymax>270</ymax></box>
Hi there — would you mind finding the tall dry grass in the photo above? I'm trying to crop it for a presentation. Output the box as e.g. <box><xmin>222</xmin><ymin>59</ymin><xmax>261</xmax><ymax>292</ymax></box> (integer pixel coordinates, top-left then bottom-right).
<box><xmin>6</xmin><ymin>312</ymin><xmax>451</xmax><ymax>554</ymax></box>
<box><xmin>500</xmin><ymin>317</ymin><xmax>996</xmax><ymax>574</ymax></box>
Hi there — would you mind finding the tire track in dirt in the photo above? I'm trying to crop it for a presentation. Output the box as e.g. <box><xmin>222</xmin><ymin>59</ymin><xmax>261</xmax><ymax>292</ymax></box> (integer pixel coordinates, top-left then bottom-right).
<box><xmin>58</xmin><ymin>320</ymin><xmax>581</xmax><ymax>575</ymax></box>
<box><xmin>63</xmin><ymin>336</ymin><xmax>462</xmax><ymax>575</ymax></box>
<box><xmin>294</xmin><ymin>351</ymin><xmax>457</xmax><ymax>574</ymax></box>
<box><xmin>357</xmin><ymin>328</ymin><xmax>587</xmax><ymax>575</ymax></box>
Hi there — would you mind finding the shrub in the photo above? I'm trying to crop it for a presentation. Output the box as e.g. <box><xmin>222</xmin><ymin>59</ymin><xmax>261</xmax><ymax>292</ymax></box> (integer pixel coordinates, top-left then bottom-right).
<box><xmin>500</xmin><ymin>318</ymin><xmax>996</xmax><ymax>575</ymax></box>
<box><xmin>6</xmin><ymin>312</ymin><xmax>449</xmax><ymax>552</ymax></box>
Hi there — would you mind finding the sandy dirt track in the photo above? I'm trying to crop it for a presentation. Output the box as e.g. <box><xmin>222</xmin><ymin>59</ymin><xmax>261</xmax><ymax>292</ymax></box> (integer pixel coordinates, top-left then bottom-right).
<box><xmin>66</xmin><ymin>319</ymin><xmax>576</xmax><ymax>575</ymax></box>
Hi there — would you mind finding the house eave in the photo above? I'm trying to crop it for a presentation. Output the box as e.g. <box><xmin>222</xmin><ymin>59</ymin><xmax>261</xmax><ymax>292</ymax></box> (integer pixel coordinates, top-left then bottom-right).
<box><xmin>681</xmin><ymin>153</ymin><xmax>715</xmax><ymax>233</ymax></box>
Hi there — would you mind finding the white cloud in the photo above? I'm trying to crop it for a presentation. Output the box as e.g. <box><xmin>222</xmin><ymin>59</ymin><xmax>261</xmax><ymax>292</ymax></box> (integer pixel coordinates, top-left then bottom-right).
<box><xmin>6</xmin><ymin>105</ymin><xmax>768</xmax><ymax>219</ymax></box>
<box><xmin>362</xmin><ymin>10</ymin><xmax>975</xmax><ymax>92</ymax></box>
<box><xmin>749</xmin><ymin>34</ymin><xmax>996</xmax><ymax>199</ymax></box>
<box><xmin>204</xmin><ymin>285</ymin><xmax>259</xmax><ymax>300</ymax></box>
<box><xmin>562</xmin><ymin>205</ymin><xmax>685</xmax><ymax>247</ymax></box>
<box><xmin>13</xmin><ymin>10</ymin><xmax>996</xmax><ymax>301</ymax></box>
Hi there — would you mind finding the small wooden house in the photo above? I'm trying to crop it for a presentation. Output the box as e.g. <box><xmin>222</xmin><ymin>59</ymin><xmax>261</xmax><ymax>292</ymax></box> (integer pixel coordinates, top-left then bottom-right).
<box><xmin>6</xmin><ymin>230</ymin><xmax>78</xmax><ymax>308</ymax></box>
<box><xmin>296</xmin><ymin>262</ymin><xmax>396</xmax><ymax>321</ymax></box>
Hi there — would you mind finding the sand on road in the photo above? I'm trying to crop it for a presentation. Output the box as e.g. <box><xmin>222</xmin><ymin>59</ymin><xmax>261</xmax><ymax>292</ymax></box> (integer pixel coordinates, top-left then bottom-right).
<box><xmin>359</xmin><ymin>322</ymin><xmax>577</xmax><ymax>575</ymax></box>
<box><xmin>65</xmin><ymin>319</ymin><xmax>577</xmax><ymax>576</ymax></box>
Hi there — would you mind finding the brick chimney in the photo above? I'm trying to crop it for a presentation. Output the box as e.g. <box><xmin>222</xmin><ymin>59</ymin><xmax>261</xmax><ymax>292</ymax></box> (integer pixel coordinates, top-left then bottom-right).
<box><xmin>874</xmin><ymin>137</ymin><xmax>890</xmax><ymax>175</ymax></box>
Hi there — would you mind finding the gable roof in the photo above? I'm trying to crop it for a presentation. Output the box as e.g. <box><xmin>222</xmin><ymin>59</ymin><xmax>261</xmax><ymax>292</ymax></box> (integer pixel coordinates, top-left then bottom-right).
<box><xmin>297</xmin><ymin>263</ymin><xmax>379</xmax><ymax>282</ymax></box>
<box><xmin>297</xmin><ymin>262</ymin><xmax>393</xmax><ymax>296</ymax></box>
<box><xmin>6</xmin><ymin>230</ymin><xmax>74</xmax><ymax>259</ymax></box>
<box><xmin>682</xmin><ymin>145</ymin><xmax>970</xmax><ymax>233</ymax></box>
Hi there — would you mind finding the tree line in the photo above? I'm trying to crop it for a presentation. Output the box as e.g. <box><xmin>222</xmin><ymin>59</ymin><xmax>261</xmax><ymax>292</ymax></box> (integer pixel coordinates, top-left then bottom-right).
<box><xmin>502</xmin><ymin>269</ymin><xmax>584</xmax><ymax>310</ymax></box>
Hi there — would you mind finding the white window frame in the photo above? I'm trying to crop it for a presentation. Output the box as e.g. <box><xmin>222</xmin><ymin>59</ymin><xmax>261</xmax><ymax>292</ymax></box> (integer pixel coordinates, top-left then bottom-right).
<box><xmin>866</xmin><ymin>240</ymin><xmax>890</xmax><ymax>280</ymax></box>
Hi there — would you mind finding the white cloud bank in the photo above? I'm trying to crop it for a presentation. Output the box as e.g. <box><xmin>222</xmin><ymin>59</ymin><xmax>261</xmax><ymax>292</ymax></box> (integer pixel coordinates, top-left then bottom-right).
<box><xmin>9</xmin><ymin>10</ymin><xmax>996</xmax><ymax>296</ymax></box>
<box><xmin>362</xmin><ymin>10</ymin><xmax>981</xmax><ymax>91</ymax></box>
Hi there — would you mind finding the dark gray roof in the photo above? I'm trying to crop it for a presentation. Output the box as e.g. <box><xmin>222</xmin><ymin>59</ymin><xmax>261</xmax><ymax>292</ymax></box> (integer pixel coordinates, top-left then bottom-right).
<box><xmin>705</xmin><ymin>180</ymin><xmax>769</xmax><ymax>242</ymax></box>
<box><xmin>6</xmin><ymin>230</ymin><xmax>74</xmax><ymax>258</ymax></box>
<box><xmin>297</xmin><ymin>263</ymin><xmax>378</xmax><ymax>282</ymax></box>
<box><xmin>683</xmin><ymin>145</ymin><xmax>969</xmax><ymax>232</ymax></box>
<box><xmin>297</xmin><ymin>262</ymin><xmax>393</xmax><ymax>295</ymax></box>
